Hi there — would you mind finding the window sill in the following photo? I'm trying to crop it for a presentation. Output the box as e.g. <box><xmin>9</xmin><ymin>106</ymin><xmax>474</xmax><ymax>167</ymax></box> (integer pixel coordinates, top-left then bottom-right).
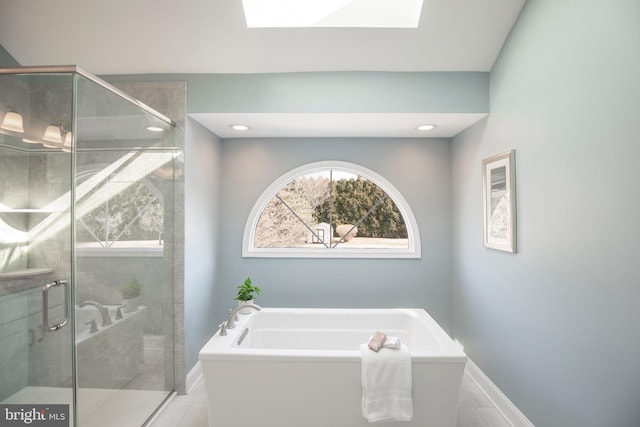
<box><xmin>76</xmin><ymin>247</ymin><xmax>163</xmax><ymax>257</ymax></box>
<box><xmin>243</xmin><ymin>248</ymin><xmax>420</xmax><ymax>259</ymax></box>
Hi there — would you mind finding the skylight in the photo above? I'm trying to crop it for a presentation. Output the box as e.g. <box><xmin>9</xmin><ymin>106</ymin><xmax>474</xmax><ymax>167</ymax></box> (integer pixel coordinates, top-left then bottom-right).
<box><xmin>241</xmin><ymin>0</ymin><xmax>424</xmax><ymax>28</ymax></box>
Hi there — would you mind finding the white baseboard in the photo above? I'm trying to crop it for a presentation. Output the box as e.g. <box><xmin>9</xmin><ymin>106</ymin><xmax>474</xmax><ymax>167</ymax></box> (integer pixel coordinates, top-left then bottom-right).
<box><xmin>186</xmin><ymin>360</ymin><xmax>203</xmax><ymax>394</ymax></box>
<box><xmin>465</xmin><ymin>358</ymin><xmax>535</xmax><ymax>427</ymax></box>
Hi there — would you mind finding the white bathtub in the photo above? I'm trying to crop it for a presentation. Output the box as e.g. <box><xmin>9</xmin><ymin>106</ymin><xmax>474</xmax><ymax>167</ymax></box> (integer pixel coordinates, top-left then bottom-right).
<box><xmin>199</xmin><ymin>308</ymin><xmax>466</xmax><ymax>427</ymax></box>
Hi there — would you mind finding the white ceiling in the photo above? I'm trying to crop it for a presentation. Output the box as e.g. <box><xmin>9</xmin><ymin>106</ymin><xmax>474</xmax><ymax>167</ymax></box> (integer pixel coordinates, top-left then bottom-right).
<box><xmin>0</xmin><ymin>0</ymin><xmax>525</xmax><ymax>138</ymax></box>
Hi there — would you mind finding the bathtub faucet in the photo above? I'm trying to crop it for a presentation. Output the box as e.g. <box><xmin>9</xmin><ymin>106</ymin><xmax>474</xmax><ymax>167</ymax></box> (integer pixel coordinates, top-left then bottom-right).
<box><xmin>219</xmin><ymin>303</ymin><xmax>261</xmax><ymax>336</ymax></box>
<box><xmin>78</xmin><ymin>300</ymin><xmax>113</xmax><ymax>326</ymax></box>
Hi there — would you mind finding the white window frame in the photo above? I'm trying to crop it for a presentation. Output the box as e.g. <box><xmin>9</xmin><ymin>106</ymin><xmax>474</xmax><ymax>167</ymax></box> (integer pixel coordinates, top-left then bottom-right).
<box><xmin>242</xmin><ymin>161</ymin><xmax>421</xmax><ymax>258</ymax></box>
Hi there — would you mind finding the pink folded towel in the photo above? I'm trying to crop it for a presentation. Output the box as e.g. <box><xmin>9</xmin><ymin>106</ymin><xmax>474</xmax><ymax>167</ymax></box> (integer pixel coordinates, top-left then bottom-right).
<box><xmin>368</xmin><ymin>331</ymin><xmax>387</xmax><ymax>352</ymax></box>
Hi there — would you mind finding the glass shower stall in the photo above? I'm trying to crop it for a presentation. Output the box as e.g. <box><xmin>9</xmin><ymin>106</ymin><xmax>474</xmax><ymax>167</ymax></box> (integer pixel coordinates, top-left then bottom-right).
<box><xmin>0</xmin><ymin>66</ymin><xmax>178</xmax><ymax>426</ymax></box>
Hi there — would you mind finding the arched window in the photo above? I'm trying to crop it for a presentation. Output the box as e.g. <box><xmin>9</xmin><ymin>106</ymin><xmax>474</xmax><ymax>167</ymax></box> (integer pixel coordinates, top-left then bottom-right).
<box><xmin>243</xmin><ymin>161</ymin><xmax>421</xmax><ymax>258</ymax></box>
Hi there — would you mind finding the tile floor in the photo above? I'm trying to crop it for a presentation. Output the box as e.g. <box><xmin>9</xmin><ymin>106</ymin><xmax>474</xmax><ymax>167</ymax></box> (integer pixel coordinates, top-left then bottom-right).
<box><xmin>148</xmin><ymin>371</ymin><xmax>511</xmax><ymax>427</ymax></box>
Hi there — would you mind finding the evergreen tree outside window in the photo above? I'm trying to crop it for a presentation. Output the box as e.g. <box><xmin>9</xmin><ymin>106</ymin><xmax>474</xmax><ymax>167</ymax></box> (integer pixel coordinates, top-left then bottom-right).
<box><xmin>243</xmin><ymin>161</ymin><xmax>421</xmax><ymax>258</ymax></box>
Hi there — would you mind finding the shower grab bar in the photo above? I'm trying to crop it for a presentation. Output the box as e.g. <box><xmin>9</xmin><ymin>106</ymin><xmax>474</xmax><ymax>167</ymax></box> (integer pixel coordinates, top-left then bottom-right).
<box><xmin>42</xmin><ymin>280</ymin><xmax>70</xmax><ymax>332</ymax></box>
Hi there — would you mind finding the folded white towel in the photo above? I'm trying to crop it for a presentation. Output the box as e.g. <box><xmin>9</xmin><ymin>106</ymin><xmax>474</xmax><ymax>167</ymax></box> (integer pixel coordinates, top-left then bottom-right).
<box><xmin>382</xmin><ymin>336</ymin><xmax>401</xmax><ymax>350</ymax></box>
<box><xmin>360</xmin><ymin>343</ymin><xmax>413</xmax><ymax>423</ymax></box>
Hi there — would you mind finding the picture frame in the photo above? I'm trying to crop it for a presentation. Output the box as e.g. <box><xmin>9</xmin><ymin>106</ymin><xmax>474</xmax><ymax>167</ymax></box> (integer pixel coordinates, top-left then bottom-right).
<box><xmin>482</xmin><ymin>150</ymin><xmax>516</xmax><ymax>253</ymax></box>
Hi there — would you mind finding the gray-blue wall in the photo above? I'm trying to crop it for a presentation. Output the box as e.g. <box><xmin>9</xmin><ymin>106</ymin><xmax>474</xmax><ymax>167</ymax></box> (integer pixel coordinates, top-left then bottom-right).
<box><xmin>105</xmin><ymin>72</ymin><xmax>489</xmax><ymax>115</ymax></box>
<box><xmin>184</xmin><ymin>72</ymin><xmax>489</xmax><ymax>114</ymax></box>
<box><xmin>217</xmin><ymin>137</ymin><xmax>453</xmax><ymax>330</ymax></box>
<box><xmin>451</xmin><ymin>1</ymin><xmax>640</xmax><ymax>426</ymax></box>
<box><xmin>184</xmin><ymin>118</ymin><xmax>223</xmax><ymax>370</ymax></box>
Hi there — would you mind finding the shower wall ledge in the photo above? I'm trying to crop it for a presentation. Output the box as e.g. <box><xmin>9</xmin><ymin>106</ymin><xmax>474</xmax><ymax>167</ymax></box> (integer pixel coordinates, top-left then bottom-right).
<box><xmin>0</xmin><ymin>268</ymin><xmax>53</xmax><ymax>279</ymax></box>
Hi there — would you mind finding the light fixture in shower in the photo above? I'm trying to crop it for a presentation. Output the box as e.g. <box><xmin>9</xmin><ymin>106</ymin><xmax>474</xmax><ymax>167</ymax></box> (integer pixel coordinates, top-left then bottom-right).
<box><xmin>0</xmin><ymin>110</ymin><xmax>25</xmax><ymax>133</ymax></box>
<box><xmin>42</xmin><ymin>123</ymin><xmax>73</xmax><ymax>150</ymax></box>
<box><xmin>64</xmin><ymin>131</ymin><xmax>73</xmax><ymax>147</ymax></box>
<box><xmin>43</xmin><ymin>124</ymin><xmax>63</xmax><ymax>143</ymax></box>
<box><xmin>146</xmin><ymin>126</ymin><xmax>164</xmax><ymax>132</ymax></box>
<box><xmin>230</xmin><ymin>124</ymin><xmax>250</xmax><ymax>131</ymax></box>
<box><xmin>61</xmin><ymin>134</ymin><xmax>73</xmax><ymax>152</ymax></box>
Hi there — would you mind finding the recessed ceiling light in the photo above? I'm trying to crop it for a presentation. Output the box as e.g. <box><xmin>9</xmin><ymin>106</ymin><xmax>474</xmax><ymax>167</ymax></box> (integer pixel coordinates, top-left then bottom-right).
<box><xmin>416</xmin><ymin>124</ymin><xmax>437</xmax><ymax>131</ymax></box>
<box><xmin>230</xmin><ymin>124</ymin><xmax>250</xmax><ymax>131</ymax></box>
<box><xmin>146</xmin><ymin>126</ymin><xmax>165</xmax><ymax>132</ymax></box>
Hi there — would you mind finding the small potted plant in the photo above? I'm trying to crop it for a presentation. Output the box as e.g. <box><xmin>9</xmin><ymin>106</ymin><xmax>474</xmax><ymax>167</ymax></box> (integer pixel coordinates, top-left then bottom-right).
<box><xmin>120</xmin><ymin>278</ymin><xmax>143</xmax><ymax>313</ymax></box>
<box><xmin>235</xmin><ymin>277</ymin><xmax>261</xmax><ymax>314</ymax></box>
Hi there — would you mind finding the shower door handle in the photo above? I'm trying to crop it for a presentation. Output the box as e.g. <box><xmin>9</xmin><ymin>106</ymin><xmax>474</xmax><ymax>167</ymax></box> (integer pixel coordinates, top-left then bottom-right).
<box><xmin>42</xmin><ymin>280</ymin><xmax>70</xmax><ymax>332</ymax></box>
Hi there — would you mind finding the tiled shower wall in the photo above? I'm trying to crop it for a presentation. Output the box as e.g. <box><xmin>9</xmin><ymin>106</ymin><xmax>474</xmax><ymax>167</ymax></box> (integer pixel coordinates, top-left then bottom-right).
<box><xmin>111</xmin><ymin>81</ymin><xmax>186</xmax><ymax>394</ymax></box>
<box><xmin>0</xmin><ymin>273</ymin><xmax>68</xmax><ymax>400</ymax></box>
<box><xmin>0</xmin><ymin>145</ymin><xmax>29</xmax><ymax>272</ymax></box>
<box><xmin>0</xmin><ymin>147</ymin><xmax>72</xmax><ymax>400</ymax></box>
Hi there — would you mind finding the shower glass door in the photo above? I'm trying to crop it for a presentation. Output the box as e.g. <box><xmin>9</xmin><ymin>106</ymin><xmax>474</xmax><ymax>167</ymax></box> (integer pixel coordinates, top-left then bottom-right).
<box><xmin>0</xmin><ymin>72</ymin><xmax>75</xmax><ymax>424</ymax></box>
<box><xmin>73</xmin><ymin>72</ymin><xmax>176</xmax><ymax>427</ymax></box>
<box><xmin>1</xmin><ymin>67</ymin><xmax>177</xmax><ymax>427</ymax></box>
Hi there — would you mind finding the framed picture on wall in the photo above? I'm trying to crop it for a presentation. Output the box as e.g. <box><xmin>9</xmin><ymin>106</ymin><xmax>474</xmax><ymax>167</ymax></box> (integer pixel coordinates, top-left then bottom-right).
<box><xmin>482</xmin><ymin>150</ymin><xmax>516</xmax><ymax>253</ymax></box>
